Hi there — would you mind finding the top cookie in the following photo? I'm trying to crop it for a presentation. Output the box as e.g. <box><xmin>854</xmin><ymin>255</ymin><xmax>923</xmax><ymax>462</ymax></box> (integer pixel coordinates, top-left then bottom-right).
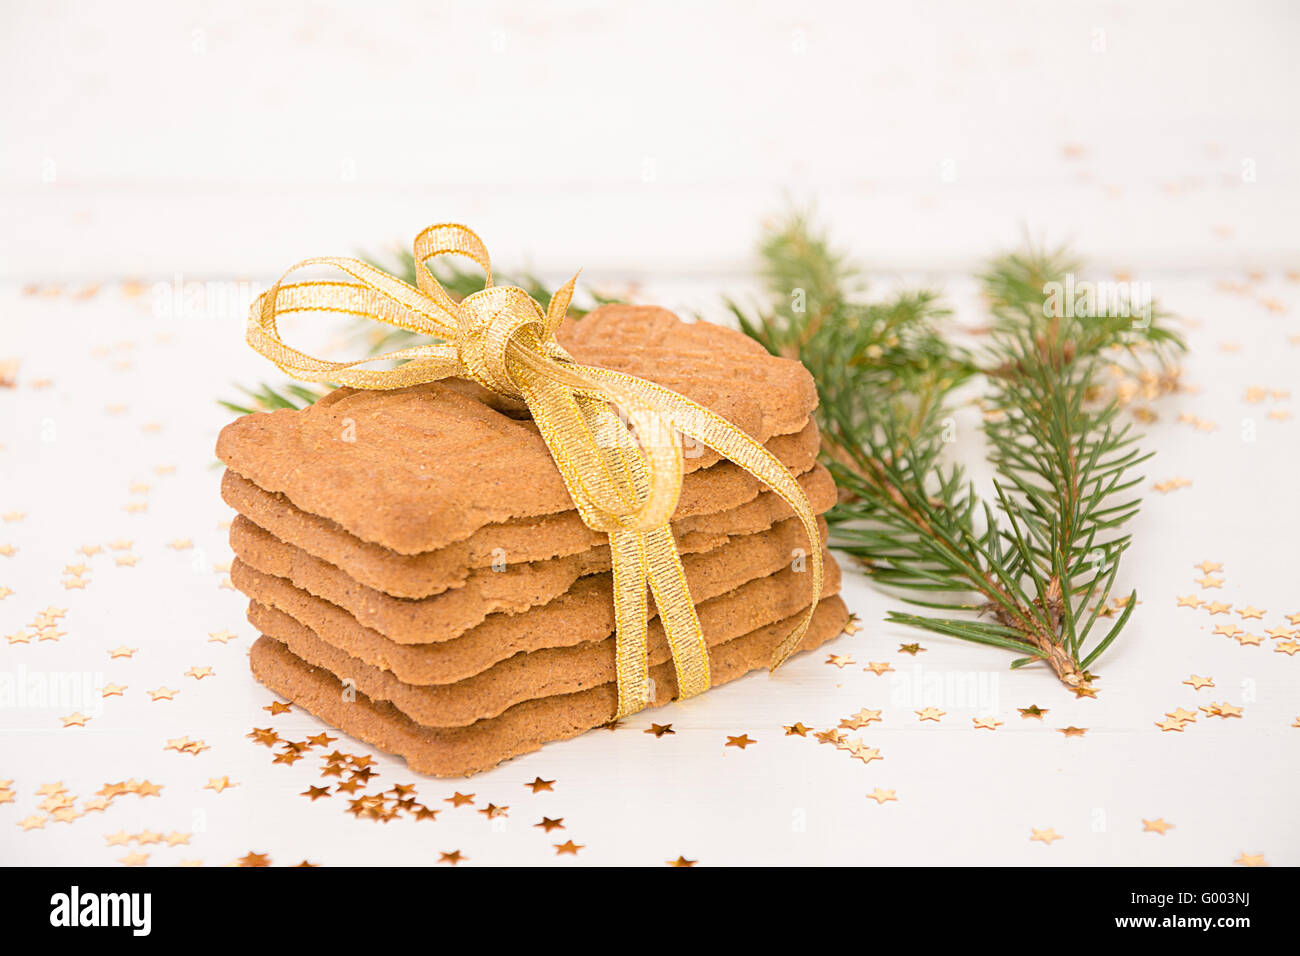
<box><xmin>216</xmin><ymin>305</ymin><xmax>818</xmax><ymax>554</ymax></box>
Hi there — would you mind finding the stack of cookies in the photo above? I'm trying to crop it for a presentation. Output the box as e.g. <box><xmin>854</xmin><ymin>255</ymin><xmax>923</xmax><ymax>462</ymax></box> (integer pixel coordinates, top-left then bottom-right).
<box><xmin>217</xmin><ymin>305</ymin><xmax>848</xmax><ymax>776</ymax></box>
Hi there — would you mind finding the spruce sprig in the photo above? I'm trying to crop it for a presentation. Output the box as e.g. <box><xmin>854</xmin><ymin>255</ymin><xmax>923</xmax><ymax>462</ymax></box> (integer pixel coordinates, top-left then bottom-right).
<box><xmin>737</xmin><ymin>216</ymin><xmax>1185</xmax><ymax>692</ymax></box>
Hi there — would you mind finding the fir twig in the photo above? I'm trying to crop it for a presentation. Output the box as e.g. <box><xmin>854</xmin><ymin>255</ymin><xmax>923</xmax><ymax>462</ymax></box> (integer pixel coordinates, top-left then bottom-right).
<box><xmin>736</xmin><ymin>215</ymin><xmax>1185</xmax><ymax>692</ymax></box>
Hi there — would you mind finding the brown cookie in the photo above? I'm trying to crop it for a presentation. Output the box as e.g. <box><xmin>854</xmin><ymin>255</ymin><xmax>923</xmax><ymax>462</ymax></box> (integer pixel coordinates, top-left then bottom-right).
<box><xmin>216</xmin><ymin>306</ymin><xmax>818</xmax><ymax>555</ymax></box>
<box><xmin>231</xmin><ymin>512</ymin><xmax>827</xmax><ymax>646</ymax></box>
<box><xmin>220</xmin><ymin>443</ymin><xmax>832</xmax><ymax>600</ymax></box>
<box><xmin>249</xmin><ymin>595</ymin><xmax>850</xmax><ymax>777</ymax></box>
<box><xmin>249</xmin><ymin>553</ymin><xmax>840</xmax><ymax>726</ymax></box>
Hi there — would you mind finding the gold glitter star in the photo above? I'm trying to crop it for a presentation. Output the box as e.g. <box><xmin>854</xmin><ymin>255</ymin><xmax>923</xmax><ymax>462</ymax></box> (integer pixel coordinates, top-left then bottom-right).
<box><xmin>18</xmin><ymin>815</ymin><xmax>47</xmax><ymax>831</ymax></box>
<box><xmin>1143</xmin><ymin>818</ymin><xmax>1175</xmax><ymax>835</ymax></box>
<box><xmin>114</xmin><ymin>554</ymin><xmax>139</xmax><ymax>567</ymax></box>
<box><xmin>865</xmin><ymin>788</ymin><xmax>897</xmax><ymax>805</ymax></box>
<box><xmin>1058</xmin><ymin>726</ymin><xmax>1088</xmax><ymax>738</ymax></box>
<box><xmin>147</xmin><ymin>686</ymin><xmax>177</xmax><ymax>701</ymax></box>
<box><xmin>207</xmin><ymin>630</ymin><xmax>237</xmax><ymax>644</ymax></box>
<box><xmin>100</xmin><ymin>682</ymin><xmax>125</xmax><ymax>698</ymax></box>
<box><xmin>264</xmin><ymin>700</ymin><xmax>291</xmax><ymax>715</ymax></box>
<box><xmin>477</xmin><ymin>803</ymin><xmax>508</xmax><ymax>819</ymax></box>
<box><xmin>185</xmin><ymin>666</ymin><xmax>214</xmax><ymax>680</ymax></box>
<box><xmin>1183</xmin><ymin>675</ymin><xmax>1215</xmax><ymax>690</ymax></box>
<box><xmin>168</xmin><ymin>539</ymin><xmax>193</xmax><ymax>551</ymax></box>
<box><xmin>204</xmin><ymin>776</ymin><xmax>237</xmax><ymax>793</ymax></box>
<box><xmin>1204</xmin><ymin>602</ymin><xmax>1232</xmax><ymax>616</ymax></box>
<box><xmin>1213</xmin><ymin>623</ymin><xmax>1242</xmax><ymax>638</ymax></box>
<box><xmin>1275</xmin><ymin>640</ymin><xmax>1300</xmax><ymax>656</ymax></box>
<box><xmin>104</xmin><ymin>830</ymin><xmax>133</xmax><ymax>846</ymax></box>
<box><xmin>1175</xmin><ymin>595</ymin><xmax>1204</xmax><ymax>609</ymax></box>
<box><xmin>1195</xmin><ymin>575</ymin><xmax>1224</xmax><ymax>589</ymax></box>
<box><xmin>1030</xmin><ymin>828</ymin><xmax>1063</xmax><ymax>845</ymax></box>
<box><xmin>825</xmin><ymin>653</ymin><xmax>855</xmax><ymax>668</ymax></box>
<box><xmin>1265</xmin><ymin>626</ymin><xmax>1295</xmax><ymax>640</ymax></box>
<box><xmin>972</xmin><ymin>716</ymin><xmax>1003</xmax><ymax>730</ymax></box>
<box><xmin>236</xmin><ymin>852</ymin><xmax>271</xmax><ymax>867</ymax></box>
<box><xmin>246</xmin><ymin>727</ymin><xmax>279</xmax><ymax>747</ymax></box>
<box><xmin>117</xmin><ymin>852</ymin><xmax>149</xmax><ymax>867</ymax></box>
<box><xmin>77</xmin><ymin>543</ymin><xmax>100</xmax><ymax>555</ymax></box>
<box><xmin>301</xmin><ymin>786</ymin><xmax>331</xmax><ymax>801</ymax></box>
<box><xmin>306</xmin><ymin>732</ymin><xmax>336</xmax><ymax>747</ymax></box>
<box><xmin>915</xmin><ymin>707</ymin><xmax>945</xmax><ymax>722</ymax></box>
<box><xmin>666</xmin><ymin>856</ymin><xmax>697</xmax><ymax>867</ymax></box>
<box><xmin>1234</xmin><ymin>852</ymin><xmax>1268</xmax><ymax>867</ymax></box>
<box><xmin>783</xmin><ymin>722</ymin><xmax>810</xmax><ymax>736</ymax></box>
<box><xmin>839</xmin><ymin>708</ymin><xmax>882</xmax><ymax>730</ymax></box>
<box><xmin>1236</xmin><ymin>606</ymin><xmax>1266</xmax><ymax>620</ymax></box>
<box><xmin>6</xmin><ymin>630</ymin><xmax>32</xmax><ymax>645</ymax></box>
<box><xmin>133</xmin><ymin>780</ymin><xmax>163</xmax><ymax>797</ymax></box>
<box><xmin>1194</xmin><ymin>560</ymin><xmax>1222</xmax><ymax>574</ymax></box>
<box><xmin>438</xmin><ymin>850</ymin><xmax>466</xmax><ymax>865</ymax></box>
<box><xmin>898</xmin><ymin>643</ymin><xmax>925</xmax><ymax>655</ymax></box>
<box><xmin>1155</xmin><ymin>718</ymin><xmax>1186</xmax><ymax>732</ymax></box>
<box><xmin>1167</xmin><ymin>707</ymin><xmax>1197</xmax><ymax>723</ymax></box>
<box><xmin>535</xmin><ymin>817</ymin><xmax>565</xmax><ymax>833</ymax></box>
<box><xmin>864</xmin><ymin>661</ymin><xmax>894</xmax><ymax>675</ymax></box>
<box><xmin>814</xmin><ymin>728</ymin><xmax>847</xmax><ymax>746</ymax></box>
<box><xmin>645</xmin><ymin>723</ymin><xmax>674</xmax><ymax>738</ymax></box>
<box><xmin>725</xmin><ymin>734</ymin><xmax>756</xmax><ymax>749</ymax></box>
<box><xmin>525</xmin><ymin>777</ymin><xmax>555</xmax><ymax>793</ymax></box>
<box><xmin>1235</xmin><ymin>632</ymin><xmax>1264</xmax><ymax>647</ymax></box>
<box><xmin>109</xmin><ymin>539</ymin><xmax>133</xmax><ymax>551</ymax></box>
<box><xmin>553</xmin><ymin>840</ymin><xmax>584</xmax><ymax>856</ymax></box>
<box><xmin>60</xmin><ymin>712</ymin><xmax>89</xmax><ymax>728</ymax></box>
<box><xmin>108</xmin><ymin>646</ymin><xmax>137</xmax><ymax>659</ymax></box>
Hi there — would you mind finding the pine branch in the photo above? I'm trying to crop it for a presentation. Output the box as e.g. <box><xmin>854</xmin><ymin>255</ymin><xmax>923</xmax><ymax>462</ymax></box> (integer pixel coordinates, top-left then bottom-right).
<box><xmin>737</xmin><ymin>214</ymin><xmax>1186</xmax><ymax>692</ymax></box>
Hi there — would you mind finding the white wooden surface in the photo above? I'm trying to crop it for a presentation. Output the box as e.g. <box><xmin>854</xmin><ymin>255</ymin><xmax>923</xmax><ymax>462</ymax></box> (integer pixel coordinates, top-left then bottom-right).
<box><xmin>2</xmin><ymin>0</ymin><xmax>1298</xmax><ymax>280</ymax></box>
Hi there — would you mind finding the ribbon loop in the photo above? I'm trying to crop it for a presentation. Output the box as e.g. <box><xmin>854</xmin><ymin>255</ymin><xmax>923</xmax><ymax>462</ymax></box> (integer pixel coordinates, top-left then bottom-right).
<box><xmin>245</xmin><ymin>223</ymin><xmax>824</xmax><ymax>717</ymax></box>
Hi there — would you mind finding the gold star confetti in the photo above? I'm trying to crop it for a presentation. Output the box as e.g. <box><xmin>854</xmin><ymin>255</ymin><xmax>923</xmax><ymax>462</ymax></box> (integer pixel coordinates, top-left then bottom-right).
<box><xmin>114</xmin><ymin>554</ymin><xmax>139</xmax><ymax>567</ymax></box>
<box><xmin>236</xmin><ymin>852</ymin><xmax>271</xmax><ymax>867</ymax></box>
<box><xmin>1175</xmin><ymin>594</ymin><xmax>1204</xmax><ymax>609</ymax></box>
<box><xmin>108</xmin><ymin>646</ymin><xmax>138</xmax><ymax>659</ymax></box>
<box><xmin>60</xmin><ymin>712</ymin><xmax>89</xmax><ymax>728</ymax></box>
<box><xmin>478</xmin><ymin>803</ymin><xmax>508</xmax><ymax>819</ymax></box>
<box><xmin>117</xmin><ymin>852</ymin><xmax>149</xmax><ymax>867</ymax></box>
<box><xmin>1167</xmin><ymin>707</ymin><xmax>1197</xmax><ymax>723</ymax></box>
<box><xmin>1234</xmin><ymin>852</ymin><xmax>1268</xmax><ymax>867</ymax></box>
<box><xmin>1058</xmin><ymin>726</ymin><xmax>1087</xmax><ymax>738</ymax></box>
<box><xmin>839</xmin><ymin>708</ymin><xmax>882</xmax><ymax>730</ymax></box>
<box><xmin>525</xmin><ymin>777</ymin><xmax>555</xmax><ymax>793</ymax></box>
<box><xmin>1030</xmin><ymin>828</ymin><xmax>1063</xmax><ymax>845</ymax></box>
<box><xmin>1235</xmin><ymin>632</ymin><xmax>1263</xmax><ymax>647</ymax></box>
<box><xmin>18</xmin><ymin>815</ymin><xmax>47</xmax><ymax>831</ymax></box>
<box><xmin>1213</xmin><ymin>623</ymin><xmax>1242</xmax><ymax>638</ymax></box>
<box><xmin>185</xmin><ymin>666</ymin><xmax>214</xmax><ymax>680</ymax></box>
<box><xmin>725</xmin><ymin>734</ymin><xmax>756</xmax><ymax>749</ymax></box>
<box><xmin>147</xmin><ymin>686</ymin><xmax>177</xmax><ymax>701</ymax></box>
<box><xmin>1143</xmin><ymin>818</ymin><xmax>1175</xmax><ymax>835</ymax></box>
<box><xmin>814</xmin><ymin>728</ymin><xmax>846</xmax><ymax>746</ymax></box>
<box><xmin>1195</xmin><ymin>575</ymin><xmax>1224</xmax><ymax>589</ymax></box>
<box><xmin>1202</xmin><ymin>702</ymin><xmax>1243</xmax><ymax>718</ymax></box>
<box><xmin>1019</xmin><ymin>705</ymin><xmax>1048</xmax><ymax>719</ymax></box>
<box><xmin>1204</xmin><ymin>601</ymin><xmax>1232</xmax><ymax>616</ymax></box>
<box><xmin>168</xmin><ymin>539</ymin><xmax>193</xmax><ymax>550</ymax></box>
<box><xmin>666</xmin><ymin>856</ymin><xmax>697</xmax><ymax>867</ymax></box>
<box><xmin>1183</xmin><ymin>675</ymin><xmax>1214</xmax><ymax>691</ymax></box>
<box><xmin>207</xmin><ymin>630</ymin><xmax>237</xmax><ymax>644</ymax></box>
<box><xmin>865</xmin><ymin>788</ymin><xmax>898</xmax><ymax>805</ymax></box>
<box><xmin>1274</xmin><ymin>640</ymin><xmax>1300</xmax><ymax>656</ymax></box>
<box><xmin>438</xmin><ymin>850</ymin><xmax>466</xmax><ymax>865</ymax></box>
<box><xmin>1236</xmin><ymin>606</ymin><xmax>1266</xmax><ymax>620</ymax></box>
<box><xmin>915</xmin><ymin>707</ymin><xmax>945</xmax><ymax>722</ymax></box>
<box><xmin>825</xmin><ymin>653</ymin><xmax>855</xmax><ymax>668</ymax></box>
<box><xmin>864</xmin><ymin>661</ymin><xmax>894</xmax><ymax>675</ymax></box>
<box><xmin>302</xmin><ymin>786</ymin><xmax>331</xmax><ymax>801</ymax></box>
<box><xmin>535</xmin><ymin>816</ymin><xmax>565</xmax><ymax>833</ymax></box>
<box><xmin>1194</xmin><ymin>560</ymin><xmax>1223</xmax><ymax>574</ymax></box>
<box><xmin>645</xmin><ymin>723</ymin><xmax>674</xmax><ymax>738</ymax></box>
<box><xmin>1155</xmin><ymin>718</ymin><xmax>1186</xmax><ymax>732</ymax></box>
<box><xmin>972</xmin><ymin>716</ymin><xmax>1003</xmax><ymax>730</ymax></box>
<box><xmin>203</xmin><ymin>777</ymin><xmax>238</xmax><ymax>793</ymax></box>
<box><xmin>898</xmin><ymin>643</ymin><xmax>925</xmax><ymax>656</ymax></box>
<box><xmin>264</xmin><ymin>700</ymin><xmax>291</xmax><ymax>715</ymax></box>
<box><xmin>784</xmin><ymin>722</ymin><xmax>810</xmax><ymax>736</ymax></box>
<box><xmin>553</xmin><ymin>840</ymin><xmax>584</xmax><ymax>856</ymax></box>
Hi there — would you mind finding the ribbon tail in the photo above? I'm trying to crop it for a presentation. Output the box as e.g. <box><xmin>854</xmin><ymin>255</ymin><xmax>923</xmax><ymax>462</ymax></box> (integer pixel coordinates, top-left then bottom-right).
<box><xmin>610</xmin><ymin>529</ymin><xmax>651</xmax><ymax>719</ymax></box>
<box><xmin>643</xmin><ymin>525</ymin><xmax>711</xmax><ymax>701</ymax></box>
<box><xmin>576</xmin><ymin>366</ymin><xmax>824</xmax><ymax>670</ymax></box>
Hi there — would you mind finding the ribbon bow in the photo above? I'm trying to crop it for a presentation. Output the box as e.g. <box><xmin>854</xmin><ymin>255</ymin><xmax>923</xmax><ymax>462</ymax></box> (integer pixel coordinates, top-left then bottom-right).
<box><xmin>246</xmin><ymin>223</ymin><xmax>822</xmax><ymax>717</ymax></box>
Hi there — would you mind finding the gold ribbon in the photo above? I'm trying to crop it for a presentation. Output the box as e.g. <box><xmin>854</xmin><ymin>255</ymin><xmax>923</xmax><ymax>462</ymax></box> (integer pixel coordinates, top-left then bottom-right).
<box><xmin>246</xmin><ymin>223</ymin><xmax>822</xmax><ymax>717</ymax></box>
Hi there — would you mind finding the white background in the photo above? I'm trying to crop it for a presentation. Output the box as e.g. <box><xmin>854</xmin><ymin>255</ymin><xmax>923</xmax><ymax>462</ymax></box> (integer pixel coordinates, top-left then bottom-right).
<box><xmin>0</xmin><ymin>1</ymin><xmax>1297</xmax><ymax>867</ymax></box>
